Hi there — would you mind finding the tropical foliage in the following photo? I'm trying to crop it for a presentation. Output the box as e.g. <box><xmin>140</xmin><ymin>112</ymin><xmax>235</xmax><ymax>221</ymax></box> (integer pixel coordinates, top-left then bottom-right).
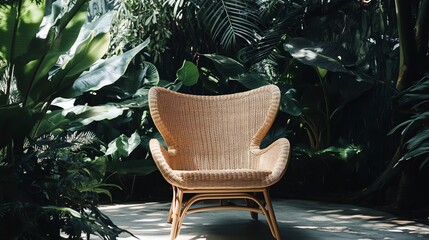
<box><xmin>0</xmin><ymin>132</ymin><xmax>130</xmax><ymax>239</ymax></box>
<box><xmin>1</xmin><ymin>1</ymin><xmax>428</xmax><ymax>238</ymax></box>
<box><xmin>0</xmin><ymin>0</ymin><xmax>155</xmax><ymax>237</ymax></box>
<box><xmin>108</xmin><ymin>0</ymin><xmax>186</xmax><ymax>62</ymax></box>
<box><xmin>168</xmin><ymin>0</ymin><xmax>428</xmax><ymax>207</ymax></box>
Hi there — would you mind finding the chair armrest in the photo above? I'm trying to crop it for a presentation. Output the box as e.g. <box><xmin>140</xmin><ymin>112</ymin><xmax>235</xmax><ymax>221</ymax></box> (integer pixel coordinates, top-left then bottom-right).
<box><xmin>149</xmin><ymin>139</ymin><xmax>183</xmax><ymax>185</ymax></box>
<box><xmin>252</xmin><ymin>138</ymin><xmax>291</xmax><ymax>183</ymax></box>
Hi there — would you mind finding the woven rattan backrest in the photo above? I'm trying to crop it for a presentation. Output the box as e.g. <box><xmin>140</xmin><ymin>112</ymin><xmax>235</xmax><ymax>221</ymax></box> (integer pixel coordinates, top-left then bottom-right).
<box><xmin>149</xmin><ymin>85</ymin><xmax>281</xmax><ymax>170</ymax></box>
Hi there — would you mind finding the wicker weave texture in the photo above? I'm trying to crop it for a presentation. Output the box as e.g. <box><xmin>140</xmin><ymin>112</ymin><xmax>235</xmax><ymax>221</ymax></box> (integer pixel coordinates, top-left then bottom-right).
<box><xmin>149</xmin><ymin>85</ymin><xmax>290</xmax><ymax>189</ymax></box>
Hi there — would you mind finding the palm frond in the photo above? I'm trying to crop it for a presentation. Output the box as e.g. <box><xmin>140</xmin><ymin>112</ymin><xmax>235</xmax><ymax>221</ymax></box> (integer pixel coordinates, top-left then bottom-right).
<box><xmin>198</xmin><ymin>0</ymin><xmax>262</xmax><ymax>51</ymax></box>
<box><xmin>239</xmin><ymin>3</ymin><xmax>306</xmax><ymax>64</ymax></box>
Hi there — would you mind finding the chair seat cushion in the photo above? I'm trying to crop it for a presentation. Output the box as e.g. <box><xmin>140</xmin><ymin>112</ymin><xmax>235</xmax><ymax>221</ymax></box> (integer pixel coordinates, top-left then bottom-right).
<box><xmin>172</xmin><ymin>169</ymin><xmax>272</xmax><ymax>189</ymax></box>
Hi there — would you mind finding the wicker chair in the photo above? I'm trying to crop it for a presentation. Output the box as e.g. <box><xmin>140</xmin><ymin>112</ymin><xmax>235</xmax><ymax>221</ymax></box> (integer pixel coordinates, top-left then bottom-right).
<box><xmin>148</xmin><ymin>85</ymin><xmax>290</xmax><ymax>240</ymax></box>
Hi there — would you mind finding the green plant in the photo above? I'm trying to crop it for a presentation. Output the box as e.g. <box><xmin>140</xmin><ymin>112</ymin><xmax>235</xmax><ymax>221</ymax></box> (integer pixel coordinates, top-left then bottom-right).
<box><xmin>280</xmin><ymin>37</ymin><xmax>376</xmax><ymax>149</ymax></box>
<box><xmin>0</xmin><ymin>132</ymin><xmax>131</xmax><ymax>239</ymax></box>
<box><xmin>196</xmin><ymin>0</ymin><xmax>262</xmax><ymax>52</ymax></box>
<box><xmin>289</xmin><ymin>144</ymin><xmax>363</xmax><ymax>194</ymax></box>
<box><xmin>109</xmin><ymin>0</ymin><xmax>186</xmax><ymax>62</ymax></box>
<box><xmin>390</xmin><ymin>75</ymin><xmax>429</xmax><ymax>169</ymax></box>
<box><xmin>353</xmin><ymin>0</ymin><xmax>429</xmax><ymax>208</ymax></box>
<box><xmin>0</xmin><ymin>0</ymin><xmax>152</xmax><ymax>237</ymax></box>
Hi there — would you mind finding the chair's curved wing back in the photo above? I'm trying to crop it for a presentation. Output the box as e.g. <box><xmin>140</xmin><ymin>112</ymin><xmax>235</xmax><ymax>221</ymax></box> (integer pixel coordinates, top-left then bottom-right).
<box><xmin>149</xmin><ymin>85</ymin><xmax>281</xmax><ymax>171</ymax></box>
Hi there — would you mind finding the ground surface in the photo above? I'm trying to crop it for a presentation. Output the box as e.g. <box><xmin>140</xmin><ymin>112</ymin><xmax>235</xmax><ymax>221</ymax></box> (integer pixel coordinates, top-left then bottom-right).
<box><xmin>96</xmin><ymin>199</ymin><xmax>429</xmax><ymax>240</ymax></box>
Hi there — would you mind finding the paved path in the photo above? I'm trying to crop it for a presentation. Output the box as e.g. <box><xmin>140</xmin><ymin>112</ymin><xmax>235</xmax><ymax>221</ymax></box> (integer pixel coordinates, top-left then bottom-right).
<box><xmin>98</xmin><ymin>199</ymin><xmax>429</xmax><ymax>240</ymax></box>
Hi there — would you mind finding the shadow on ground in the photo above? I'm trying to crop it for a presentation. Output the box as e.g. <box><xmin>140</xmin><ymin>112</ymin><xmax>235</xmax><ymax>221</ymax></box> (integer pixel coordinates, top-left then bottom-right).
<box><xmin>95</xmin><ymin>199</ymin><xmax>429</xmax><ymax>240</ymax></box>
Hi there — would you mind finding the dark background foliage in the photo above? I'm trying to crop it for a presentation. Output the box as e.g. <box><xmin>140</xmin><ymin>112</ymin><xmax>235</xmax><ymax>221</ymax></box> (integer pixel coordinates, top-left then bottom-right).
<box><xmin>1</xmin><ymin>0</ymin><xmax>429</xmax><ymax>238</ymax></box>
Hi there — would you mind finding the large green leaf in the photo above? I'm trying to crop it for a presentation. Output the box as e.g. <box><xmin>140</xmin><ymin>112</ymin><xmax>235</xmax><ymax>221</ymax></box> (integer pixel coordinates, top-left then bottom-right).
<box><xmin>203</xmin><ymin>54</ymin><xmax>246</xmax><ymax>79</ymax></box>
<box><xmin>58</xmin><ymin>39</ymin><xmax>150</xmax><ymax>98</ymax></box>
<box><xmin>37</xmin><ymin>96</ymin><xmax>150</xmax><ymax>137</ymax></box>
<box><xmin>37</xmin><ymin>94</ymin><xmax>149</xmax><ymax>136</ymax></box>
<box><xmin>62</xmin><ymin>32</ymin><xmax>111</xmax><ymax>79</ymax></box>
<box><xmin>37</xmin><ymin>0</ymin><xmax>88</xmax><ymax>43</ymax></box>
<box><xmin>98</xmin><ymin>61</ymin><xmax>159</xmax><ymax>99</ymax></box>
<box><xmin>62</xmin><ymin>105</ymin><xmax>127</xmax><ymax>131</ymax></box>
<box><xmin>203</xmin><ymin>54</ymin><xmax>270</xmax><ymax>89</ymax></box>
<box><xmin>0</xmin><ymin>0</ymin><xmax>45</xmax><ymax>62</ymax></box>
<box><xmin>26</xmin><ymin>11</ymin><xmax>113</xmax><ymax>104</ymax></box>
<box><xmin>176</xmin><ymin>60</ymin><xmax>199</xmax><ymax>86</ymax></box>
<box><xmin>67</xmin><ymin>11</ymin><xmax>113</xmax><ymax>57</ymax></box>
<box><xmin>13</xmin><ymin>0</ymin><xmax>88</xmax><ymax>106</ymax></box>
<box><xmin>30</xmin><ymin>0</ymin><xmax>88</xmax><ymax>85</ymax></box>
<box><xmin>105</xmin><ymin>132</ymin><xmax>141</xmax><ymax>159</ymax></box>
<box><xmin>283</xmin><ymin>37</ymin><xmax>356</xmax><ymax>73</ymax></box>
<box><xmin>33</xmin><ymin>106</ymin><xmax>72</xmax><ymax>137</ymax></box>
<box><xmin>28</xmin><ymin>31</ymin><xmax>110</xmax><ymax>104</ymax></box>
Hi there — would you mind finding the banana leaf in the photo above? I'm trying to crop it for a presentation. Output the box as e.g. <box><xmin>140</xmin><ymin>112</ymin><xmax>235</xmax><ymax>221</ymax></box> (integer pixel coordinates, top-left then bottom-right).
<box><xmin>0</xmin><ymin>0</ymin><xmax>45</xmax><ymax>61</ymax></box>
<box><xmin>57</xmin><ymin>39</ymin><xmax>150</xmax><ymax>98</ymax></box>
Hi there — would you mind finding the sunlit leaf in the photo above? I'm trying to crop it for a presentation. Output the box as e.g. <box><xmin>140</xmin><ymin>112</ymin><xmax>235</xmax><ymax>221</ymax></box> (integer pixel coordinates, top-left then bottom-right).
<box><xmin>13</xmin><ymin>0</ymin><xmax>88</xmax><ymax>106</ymax></box>
<box><xmin>283</xmin><ymin>37</ymin><xmax>356</xmax><ymax>74</ymax></box>
<box><xmin>42</xmin><ymin>206</ymin><xmax>81</xmax><ymax>218</ymax></box>
<box><xmin>105</xmin><ymin>132</ymin><xmax>141</xmax><ymax>159</ymax></box>
<box><xmin>64</xmin><ymin>105</ymin><xmax>127</xmax><ymax>130</ymax></box>
<box><xmin>0</xmin><ymin>0</ymin><xmax>45</xmax><ymax>62</ymax></box>
<box><xmin>32</xmin><ymin>0</ymin><xmax>88</xmax><ymax>82</ymax></box>
<box><xmin>58</xmin><ymin>39</ymin><xmax>150</xmax><ymax>98</ymax></box>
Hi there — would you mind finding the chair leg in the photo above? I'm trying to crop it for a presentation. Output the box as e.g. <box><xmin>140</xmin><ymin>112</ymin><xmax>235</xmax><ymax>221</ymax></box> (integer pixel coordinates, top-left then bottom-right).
<box><xmin>170</xmin><ymin>187</ymin><xmax>184</xmax><ymax>240</ymax></box>
<box><xmin>263</xmin><ymin>188</ymin><xmax>281</xmax><ymax>240</ymax></box>
<box><xmin>167</xmin><ymin>186</ymin><xmax>176</xmax><ymax>223</ymax></box>
<box><xmin>246</xmin><ymin>193</ymin><xmax>259</xmax><ymax>220</ymax></box>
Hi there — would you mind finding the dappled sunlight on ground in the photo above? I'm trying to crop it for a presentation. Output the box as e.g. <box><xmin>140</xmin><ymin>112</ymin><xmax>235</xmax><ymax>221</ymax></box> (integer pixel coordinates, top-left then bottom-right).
<box><xmin>89</xmin><ymin>200</ymin><xmax>429</xmax><ymax>240</ymax></box>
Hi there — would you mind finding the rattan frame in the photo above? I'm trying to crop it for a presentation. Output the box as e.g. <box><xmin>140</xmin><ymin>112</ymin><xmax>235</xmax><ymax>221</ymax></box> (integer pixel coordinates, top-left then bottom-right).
<box><xmin>148</xmin><ymin>85</ymin><xmax>290</xmax><ymax>240</ymax></box>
